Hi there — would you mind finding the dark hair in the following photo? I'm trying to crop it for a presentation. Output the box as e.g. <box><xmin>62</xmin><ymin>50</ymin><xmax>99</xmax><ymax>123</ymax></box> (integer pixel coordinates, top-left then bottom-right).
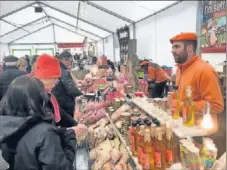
<box><xmin>30</xmin><ymin>55</ymin><xmax>39</xmax><ymax>67</ymax></box>
<box><xmin>0</xmin><ymin>76</ymin><xmax>52</xmax><ymax>120</ymax></box>
<box><xmin>184</xmin><ymin>40</ymin><xmax>197</xmax><ymax>53</ymax></box>
<box><xmin>57</xmin><ymin>51</ymin><xmax>73</xmax><ymax>60</ymax></box>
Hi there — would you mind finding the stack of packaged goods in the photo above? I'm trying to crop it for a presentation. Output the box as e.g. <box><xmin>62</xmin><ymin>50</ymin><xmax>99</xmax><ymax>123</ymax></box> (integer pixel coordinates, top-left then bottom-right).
<box><xmin>180</xmin><ymin>138</ymin><xmax>218</xmax><ymax>170</ymax></box>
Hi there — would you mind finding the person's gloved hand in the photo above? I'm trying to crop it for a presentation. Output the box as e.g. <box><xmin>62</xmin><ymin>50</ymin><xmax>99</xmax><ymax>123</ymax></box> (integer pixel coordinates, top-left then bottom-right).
<box><xmin>69</xmin><ymin>124</ymin><xmax>88</xmax><ymax>136</ymax></box>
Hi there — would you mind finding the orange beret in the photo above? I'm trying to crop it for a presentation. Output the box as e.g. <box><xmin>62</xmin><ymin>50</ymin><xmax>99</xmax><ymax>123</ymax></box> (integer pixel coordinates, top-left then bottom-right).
<box><xmin>140</xmin><ymin>61</ymin><xmax>149</xmax><ymax>66</ymax></box>
<box><xmin>170</xmin><ymin>32</ymin><xmax>197</xmax><ymax>43</ymax></box>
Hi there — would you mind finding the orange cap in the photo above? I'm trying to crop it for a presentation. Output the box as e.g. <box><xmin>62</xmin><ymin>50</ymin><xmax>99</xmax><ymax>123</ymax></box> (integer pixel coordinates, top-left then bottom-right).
<box><xmin>170</xmin><ymin>32</ymin><xmax>197</xmax><ymax>43</ymax></box>
<box><xmin>140</xmin><ymin>61</ymin><xmax>149</xmax><ymax>66</ymax></box>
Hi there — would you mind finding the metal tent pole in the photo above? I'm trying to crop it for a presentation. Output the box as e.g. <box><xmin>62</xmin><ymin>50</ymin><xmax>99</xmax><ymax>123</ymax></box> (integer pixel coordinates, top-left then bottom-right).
<box><xmin>102</xmin><ymin>39</ymin><xmax>105</xmax><ymax>56</ymax></box>
<box><xmin>52</xmin><ymin>24</ymin><xmax>57</xmax><ymax>53</ymax></box>
<box><xmin>113</xmin><ymin>33</ymin><xmax>116</xmax><ymax>62</ymax></box>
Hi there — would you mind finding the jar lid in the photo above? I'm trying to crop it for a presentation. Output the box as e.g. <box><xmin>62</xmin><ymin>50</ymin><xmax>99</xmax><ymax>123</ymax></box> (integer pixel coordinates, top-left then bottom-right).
<box><xmin>140</xmin><ymin>115</ymin><xmax>148</xmax><ymax>120</ymax></box>
<box><xmin>110</xmin><ymin>109</ymin><xmax>115</xmax><ymax>112</ymax></box>
<box><xmin>131</xmin><ymin>116</ymin><xmax>138</xmax><ymax>121</ymax></box>
<box><xmin>121</xmin><ymin>112</ymin><xmax>131</xmax><ymax>117</ymax></box>
<box><xmin>132</xmin><ymin>122</ymin><xmax>137</xmax><ymax>127</ymax></box>
<box><xmin>133</xmin><ymin>112</ymin><xmax>141</xmax><ymax>117</ymax></box>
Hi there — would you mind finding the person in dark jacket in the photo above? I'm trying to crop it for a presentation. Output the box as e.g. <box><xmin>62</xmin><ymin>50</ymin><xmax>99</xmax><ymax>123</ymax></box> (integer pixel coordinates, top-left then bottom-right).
<box><xmin>25</xmin><ymin>55</ymin><xmax>31</xmax><ymax>73</ymax></box>
<box><xmin>53</xmin><ymin>51</ymin><xmax>83</xmax><ymax>117</ymax></box>
<box><xmin>0</xmin><ymin>76</ymin><xmax>76</xmax><ymax>170</ymax></box>
<box><xmin>0</xmin><ymin>55</ymin><xmax>26</xmax><ymax>100</ymax></box>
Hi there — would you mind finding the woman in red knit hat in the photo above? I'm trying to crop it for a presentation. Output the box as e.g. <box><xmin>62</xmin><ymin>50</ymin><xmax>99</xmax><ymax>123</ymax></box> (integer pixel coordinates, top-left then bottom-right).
<box><xmin>33</xmin><ymin>54</ymin><xmax>87</xmax><ymax>134</ymax></box>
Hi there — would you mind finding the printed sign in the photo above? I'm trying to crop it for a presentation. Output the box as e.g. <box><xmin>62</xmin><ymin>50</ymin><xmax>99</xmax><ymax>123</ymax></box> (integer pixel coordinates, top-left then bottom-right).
<box><xmin>57</xmin><ymin>43</ymin><xmax>84</xmax><ymax>48</ymax></box>
<box><xmin>200</xmin><ymin>1</ymin><xmax>226</xmax><ymax>53</ymax></box>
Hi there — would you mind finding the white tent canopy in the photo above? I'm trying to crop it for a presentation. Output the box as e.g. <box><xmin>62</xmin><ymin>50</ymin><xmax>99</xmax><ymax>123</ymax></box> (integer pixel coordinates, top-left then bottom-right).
<box><xmin>0</xmin><ymin>1</ymin><xmax>178</xmax><ymax>45</ymax></box>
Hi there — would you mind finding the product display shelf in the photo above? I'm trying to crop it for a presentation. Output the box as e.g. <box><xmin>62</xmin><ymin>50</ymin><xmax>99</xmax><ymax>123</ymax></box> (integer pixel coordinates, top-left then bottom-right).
<box><xmin>132</xmin><ymin>97</ymin><xmax>208</xmax><ymax>138</ymax></box>
<box><xmin>104</xmin><ymin>112</ymin><xmax>142</xmax><ymax>170</ymax></box>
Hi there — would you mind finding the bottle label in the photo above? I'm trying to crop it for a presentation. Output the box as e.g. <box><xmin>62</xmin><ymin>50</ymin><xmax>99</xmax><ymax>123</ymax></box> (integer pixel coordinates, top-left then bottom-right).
<box><xmin>166</xmin><ymin>150</ymin><xmax>173</xmax><ymax>165</ymax></box>
<box><xmin>171</xmin><ymin>100</ymin><xmax>177</xmax><ymax>116</ymax></box>
<box><xmin>129</xmin><ymin>129</ymin><xmax>135</xmax><ymax>152</ymax></box>
<box><xmin>154</xmin><ymin>152</ymin><xmax>162</xmax><ymax>168</ymax></box>
<box><xmin>183</xmin><ymin>107</ymin><xmax>187</xmax><ymax>122</ymax></box>
<box><xmin>138</xmin><ymin>146</ymin><xmax>145</xmax><ymax>163</ymax></box>
<box><xmin>131</xmin><ymin>136</ymin><xmax>135</xmax><ymax>152</ymax></box>
<box><xmin>143</xmin><ymin>153</ymin><xmax>150</xmax><ymax>169</ymax></box>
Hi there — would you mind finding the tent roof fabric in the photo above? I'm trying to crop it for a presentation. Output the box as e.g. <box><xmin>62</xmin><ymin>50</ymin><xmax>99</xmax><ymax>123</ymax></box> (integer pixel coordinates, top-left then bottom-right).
<box><xmin>0</xmin><ymin>1</ymin><xmax>177</xmax><ymax>44</ymax></box>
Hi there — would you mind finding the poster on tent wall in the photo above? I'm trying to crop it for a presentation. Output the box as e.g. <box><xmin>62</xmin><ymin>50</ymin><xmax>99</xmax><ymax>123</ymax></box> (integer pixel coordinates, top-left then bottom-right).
<box><xmin>200</xmin><ymin>1</ymin><xmax>226</xmax><ymax>53</ymax></box>
<box><xmin>57</xmin><ymin>43</ymin><xmax>84</xmax><ymax>48</ymax></box>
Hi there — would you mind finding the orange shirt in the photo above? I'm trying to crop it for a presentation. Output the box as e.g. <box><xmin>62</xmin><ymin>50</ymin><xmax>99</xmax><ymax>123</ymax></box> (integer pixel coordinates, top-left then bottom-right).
<box><xmin>147</xmin><ymin>65</ymin><xmax>170</xmax><ymax>83</ymax></box>
<box><xmin>175</xmin><ymin>55</ymin><xmax>223</xmax><ymax>114</ymax></box>
<box><xmin>174</xmin><ymin>55</ymin><xmax>224</xmax><ymax>133</ymax></box>
<box><xmin>155</xmin><ymin>67</ymin><xmax>170</xmax><ymax>83</ymax></box>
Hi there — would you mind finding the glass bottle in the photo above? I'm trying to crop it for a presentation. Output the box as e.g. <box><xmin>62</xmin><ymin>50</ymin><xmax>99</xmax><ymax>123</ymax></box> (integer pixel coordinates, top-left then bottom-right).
<box><xmin>150</xmin><ymin>124</ymin><xmax>156</xmax><ymax>144</ymax></box>
<box><xmin>160</xmin><ymin>123</ymin><xmax>166</xmax><ymax>146</ymax></box>
<box><xmin>129</xmin><ymin>122</ymin><xmax>138</xmax><ymax>156</ymax></box>
<box><xmin>142</xmin><ymin>128</ymin><xmax>155</xmax><ymax>170</ymax></box>
<box><xmin>183</xmin><ymin>86</ymin><xmax>195</xmax><ymax>127</ymax></box>
<box><xmin>145</xmin><ymin>120</ymin><xmax>152</xmax><ymax>132</ymax></box>
<box><xmin>138</xmin><ymin>125</ymin><xmax>145</xmax><ymax>165</ymax></box>
<box><xmin>165</xmin><ymin>126</ymin><xmax>174</xmax><ymax>168</ymax></box>
<box><xmin>154</xmin><ymin>127</ymin><xmax>166</xmax><ymax>170</ymax></box>
<box><xmin>172</xmin><ymin>86</ymin><xmax>180</xmax><ymax>119</ymax></box>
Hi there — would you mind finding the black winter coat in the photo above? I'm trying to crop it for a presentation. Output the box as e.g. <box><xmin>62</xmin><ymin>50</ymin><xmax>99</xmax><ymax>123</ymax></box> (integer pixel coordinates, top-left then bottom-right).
<box><xmin>0</xmin><ymin>116</ymin><xmax>76</xmax><ymax>170</ymax></box>
<box><xmin>52</xmin><ymin>62</ymin><xmax>82</xmax><ymax>117</ymax></box>
<box><xmin>0</xmin><ymin>66</ymin><xmax>26</xmax><ymax>100</ymax></box>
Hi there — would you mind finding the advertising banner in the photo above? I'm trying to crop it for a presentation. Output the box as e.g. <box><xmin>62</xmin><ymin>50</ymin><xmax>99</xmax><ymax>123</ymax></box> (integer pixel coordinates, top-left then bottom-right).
<box><xmin>200</xmin><ymin>1</ymin><xmax>226</xmax><ymax>53</ymax></box>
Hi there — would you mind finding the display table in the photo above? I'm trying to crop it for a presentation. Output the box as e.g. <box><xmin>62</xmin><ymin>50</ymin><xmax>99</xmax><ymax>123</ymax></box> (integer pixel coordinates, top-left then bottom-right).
<box><xmin>132</xmin><ymin>97</ymin><xmax>209</xmax><ymax>138</ymax></box>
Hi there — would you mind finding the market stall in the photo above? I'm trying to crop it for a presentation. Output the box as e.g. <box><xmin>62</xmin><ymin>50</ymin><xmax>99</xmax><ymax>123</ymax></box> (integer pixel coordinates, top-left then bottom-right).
<box><xmin>72</xmin><ymin>60</ymin><xmax>226</xmax><ymax>170</ymax></box>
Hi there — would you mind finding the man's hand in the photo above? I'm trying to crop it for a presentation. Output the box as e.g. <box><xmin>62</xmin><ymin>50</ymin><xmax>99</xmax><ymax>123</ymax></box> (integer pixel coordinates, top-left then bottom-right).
<box><xmin>69</xmin><ymin>124</ymin><xmax>88</xmax><ymax>136</ymax></box>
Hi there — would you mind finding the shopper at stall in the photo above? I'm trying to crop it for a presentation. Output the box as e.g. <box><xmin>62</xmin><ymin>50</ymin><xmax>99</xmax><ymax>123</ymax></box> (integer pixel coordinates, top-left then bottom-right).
<box><xmin>169</xmin><ymin>32</ymin><xmax>224</xmax><ymax>133</ymax></box>
<box><xmin>17</xmin><ymin>57</ymin><xmax>27</xmax><ymax>72</ymax></box>
<box><xmin>26</xmin><ymin>55</ymin><xmax>39</xmax><ymax>76</ymax></box>
<box><xmin>33</xmin><ymin>54</ymin><xmax>87</xmax><ymax>130</ymax></box>
<box><xmin>0</xmin><ymin>76</ymin><xmax>76</xmax><ymax>170</ymax></box>
<box><xmin>0</xmin><ymin>55</ymin><xmax>26</xmax><ymax>101</ymax></box>
<box><xmin>53</xmin><ymin>51</ymin><xmax>83</xmax><ymax>117</ymax></box>
<box><xmin>140</xmin><ymin>60</ymin><xmax>171</xmax><ymax>98</ymax></box>
<box><xmin>25</xmin><ymin>55</ymin><xmax>31</xmax><ymax>73</ymax></box>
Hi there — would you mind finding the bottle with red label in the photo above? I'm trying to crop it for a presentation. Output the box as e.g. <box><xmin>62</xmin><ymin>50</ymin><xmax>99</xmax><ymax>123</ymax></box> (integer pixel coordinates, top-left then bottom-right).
<box><xmin>165</xmin><ymin>125</ymin><xmax>175</xmax><ymax>168</ymax></box>
<box><xmin>142</xmin><ymin>128</ymin><xmax>155</xmax><ymax>170</ymax></box>
<box><xmin>154</xmin><ymin>127</ymin><xmax>166</xmax><ymax>170</ymax></box>
<box><xmin>138</xmin><ymin>125</ymin><xmax>145</xmax><ymax>165</ymax></box>
<box><xmin>129</xmin><ymin>122</ymin><xmax>139</xmax><ymax>156</ymax></box>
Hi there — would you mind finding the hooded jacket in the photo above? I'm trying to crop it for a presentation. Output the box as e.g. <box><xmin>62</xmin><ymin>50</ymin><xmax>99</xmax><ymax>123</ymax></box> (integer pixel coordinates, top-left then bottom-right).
<box><xmin>0</xmin><ymin>115</ymin><xmax>76</xmax><ymax>170</ymax></box>
<box><xmin>173</xmin><ymin>55</ymin><xmax>224</xmax><ymax>132</ymax></box>
<box><xmin>52</xmin><ymin>62</ymin><xmax>82</xmax><ymax>117</ymax></box>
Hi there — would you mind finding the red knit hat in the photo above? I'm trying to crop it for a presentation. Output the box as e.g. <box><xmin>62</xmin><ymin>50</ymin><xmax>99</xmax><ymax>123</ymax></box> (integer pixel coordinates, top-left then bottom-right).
<box><xmin>34</xmin><ymin>54</ymin><xmax>61</xmax><ymax>79</ymax></box>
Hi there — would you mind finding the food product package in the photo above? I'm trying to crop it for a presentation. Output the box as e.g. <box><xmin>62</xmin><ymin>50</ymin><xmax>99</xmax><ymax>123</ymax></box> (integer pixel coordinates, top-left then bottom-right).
<box><xmin>111</xmin><ymin>104</ymin><xmax>131</xmax><ymax>122</ymax></box>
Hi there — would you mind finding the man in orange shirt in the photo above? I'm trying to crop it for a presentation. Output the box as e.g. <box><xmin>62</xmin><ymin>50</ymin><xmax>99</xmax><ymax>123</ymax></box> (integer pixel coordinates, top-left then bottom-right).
<box><xmin>140</xmin><ymin>60</ymin><xmax>171</xmax><ymax>98</ymax></box>
<box><xmin>170</xmin><ymin>32</ymin><xmax>224</xmax><ymax>134</ymax></box>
